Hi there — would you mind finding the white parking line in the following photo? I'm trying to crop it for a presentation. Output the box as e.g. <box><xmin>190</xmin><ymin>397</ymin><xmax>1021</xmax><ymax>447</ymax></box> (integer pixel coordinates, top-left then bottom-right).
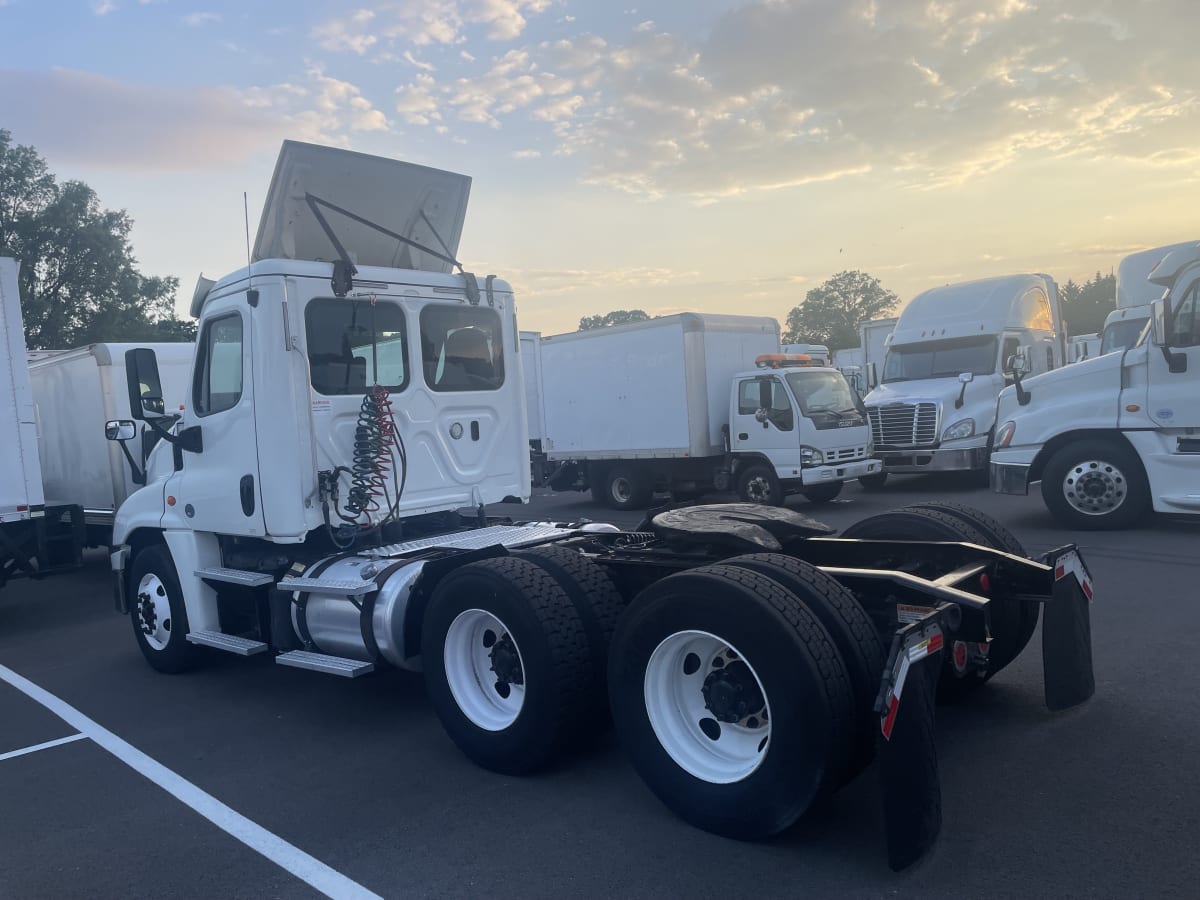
<box><xmin>0</xmin><ymin>663</ymin><xmax>382</xmax><ymax>900</ymax></box>
<box><xmin>0</xmin><ymin>733</ymin><xmax>88</xmax><ymax>762</ymax></box>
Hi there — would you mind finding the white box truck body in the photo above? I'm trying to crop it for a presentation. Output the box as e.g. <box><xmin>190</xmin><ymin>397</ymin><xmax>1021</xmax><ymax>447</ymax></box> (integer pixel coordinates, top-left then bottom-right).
<box><xmin>862</xmin><ymin>275</ymin><xmax>1062</xmax><ymax>480</ymax></box>
<box><xmin>29</xmin><ymin>342</ymin><xmax>192</xmax><ymax>543</ymax></box>
<box><xmin>540</xmin><ymin>314</ymin><xmax>879</xmax><ymax>508</ymax></box>
<box><xmin>0</xmin><ymin>258</ymin><xmax>44</xmax><ymax>525</ymax></box>
<box><xmin>1100</xmin><ymin>241</ymin><xmax>1198</xmax><ymax>355</ymax></box>
<box><xmin>992</xmin><ymin>243</ymin><xmax>1200</xmax><ymax>527</ymax></box>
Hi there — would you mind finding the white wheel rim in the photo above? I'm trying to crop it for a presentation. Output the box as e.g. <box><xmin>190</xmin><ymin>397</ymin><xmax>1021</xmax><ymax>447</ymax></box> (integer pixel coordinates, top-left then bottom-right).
<box><xmin>135</xmin><ymin>573</ymin><xmax>173</xmax><ymax>651</ymax></box>
<box><xmin>1062</xmin><ymin>459</ymin><xmax>1127</xmax><ymax>516</ymax></box>
<box><xmin>444</xmin><ymin>609</ymin><xmax>526</xmax><ymax>731</ymax></box>
<box><xmin>644</xmin><ymin>630</ymin><xmax>772</xmax><ymax>784</ymax></box>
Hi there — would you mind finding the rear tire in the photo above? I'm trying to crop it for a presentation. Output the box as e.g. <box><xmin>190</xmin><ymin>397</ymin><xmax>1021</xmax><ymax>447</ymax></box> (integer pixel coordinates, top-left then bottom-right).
<box><xmin>905</xmin><ymin>500</ymin><xmax>1039</xmax><ymax>670</ymax></box>
<box><xmin>1040</xmin><ymin>439</ymin><xmax>1149</xmax><ymax>530</ymax></box>
<box><xmin>736</xmin><ymin>463</ymin><xmax>784</xmax><ymax>506</ymax></box>
<box><xmin>423</xmin><ymin>557</ymin><xmax>592</xmax><ymax>775</ymax></box>
<box><xmin>512</xmin><ymin>545</ymin><xmax>627</xmax><ymax>720</ymax></box>
<box><xmin>608</xmin><ymin>564</ymin><xmax>854</xmax><ymax>839</ymax></box>
<box><xmin>719</xmin><ymin>553</ymin><xmax>884</xmax><ymax>780</ymax></box>
<box><xmin>603</xmin><ymin>465</ymin><xmax>653</xmax><ymax>510</ymax></box>
<box><xmin>129</xmin><ymin>545</ymin><xmax>200</xmax><ymax>674</ymax></box>
<box><xmin>839</xmin><ymin>506</ymin><xmax>1026</xmax><ymax>696</ymax></box>
<box><xmin>801</xmin><ymin>482</ymin><xmax>843</xmax><ymax>505</ymax></box>
<box><xmin>858</xmin><ymin>472</ymin><xmax>889</xmax><ymax>491</ymax></box>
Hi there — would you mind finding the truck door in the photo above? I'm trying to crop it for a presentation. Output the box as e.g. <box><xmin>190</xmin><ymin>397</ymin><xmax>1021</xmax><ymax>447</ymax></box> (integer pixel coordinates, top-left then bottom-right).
<box><xmin>731</xmin><ymin>376</ymin><xmax>797</xmax><ymax>471</ymax></box>
<box><xmin>164</xmin><ymin>292</ymin><xmax>265</xmax><ymax>536</ymax></box>
<box><xmin>1147</xmin><ymin>277</ymin><xmax>1200</xmax><ymax>430</ymax></box>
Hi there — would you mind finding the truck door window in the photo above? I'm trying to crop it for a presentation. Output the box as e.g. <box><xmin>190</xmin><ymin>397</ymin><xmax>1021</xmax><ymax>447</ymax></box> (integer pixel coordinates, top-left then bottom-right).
<box><xmin>305</xmin><ymin>299</ymin><xmax>408</xmax><ymax>396</ymax></box>
<box><xmin>194</xmin><ymin>314</ymin><xmax>243</xmax><ymax>417</ymax></box>
<box><xmin>737</xmin><ymin>380</ymin><xmax>760</xmax><ymax>415</ymax></box>
<box><xmin>421</xmin><ymin>306</ymin><xmax>505</xmax><ymax>392</ymax></box>
<box><xmin>1170</xmin><ymin>282</ymin><xmax>1199</xmax><ymax>347</ymax></box>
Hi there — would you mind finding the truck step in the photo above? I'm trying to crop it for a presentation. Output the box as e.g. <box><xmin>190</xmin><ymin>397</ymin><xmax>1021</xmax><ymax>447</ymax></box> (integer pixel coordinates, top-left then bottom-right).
<box><xmin>275</xmin><ymin>650</ymin><xmax>374</xmax><ymax>678</ymax></box>
<box><xmin>277</xmin><ymin>576</ymin><xmax>376</xmax><ymax>597</ymax></box>
<box><xmin>195</xmin><ymin>567</ymin><xmax>275</xmax><ymax>587</ymax></box>
<box><xmin>186</xmin><ymin>630</ymin><xmax>269</xmax><ymax>656</ymax></box>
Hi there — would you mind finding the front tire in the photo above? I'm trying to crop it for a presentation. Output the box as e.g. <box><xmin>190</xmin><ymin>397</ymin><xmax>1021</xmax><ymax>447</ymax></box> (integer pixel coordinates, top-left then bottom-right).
<box><xmin>423</xmin><ymin>557</ymin><xmax>592</xmax><ymax>775</ymax></box>
<box><xmin>858</xmin><ymin>472</ymin><xmax>889</xmax><ymax>491</ymax></box>
<box><xmin>608</xmin><ymin>565</ymin><xmax>853</xmax><ymax>839</ymax></box>
<box><xmin>736</xmin><ymin>463</ymin><xmax>784</xmax><ymax>506</ymax></box>
<box><xmin>801</xmin><ymin>482</ymin><xmax>843</xmax><ymax>505</ymax></box>
<box><xmin>129</xmin><ymin>545</ymin><xmax>200</xmax><ymax>674</ymax></box>
<box><xmin>1040</xmin><ymin>439</ymin><xmax>1149</xmax><ymax>530</ymax></box>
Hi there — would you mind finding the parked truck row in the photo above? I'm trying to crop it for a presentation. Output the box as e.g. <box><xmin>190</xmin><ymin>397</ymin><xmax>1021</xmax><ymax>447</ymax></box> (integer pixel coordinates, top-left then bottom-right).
<box><xmin>41</xmin><ymin>141</ymin><xmax>1094</xmax><ymax>873</ymax></box>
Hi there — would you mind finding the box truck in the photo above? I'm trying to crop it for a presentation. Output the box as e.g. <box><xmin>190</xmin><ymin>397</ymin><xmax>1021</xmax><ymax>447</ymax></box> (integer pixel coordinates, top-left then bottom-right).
<box><xmin>1100</xmin><ymin>241</ymin><xmax>1198</xmax><ymax>355</ymax></box>
<box><xmin>860</xmin><ymin>275</ymin><xmax>1063</xmax><ymax>488</ymax></box>
<box><xmin>28</xmin><ymin>342</ymin><xmax>192</xmax><ymax>546</ymax></box>
<box><xmin>992</xmin><ymin>243</ymin><xmax>1200</xmax><ymax>528</ymax></box>
<box><xmin>102</xmin><ymin>141</ymin><xmax>1096</xmax><ymax>872</ymax></box>
<box><xmin>537</xmin><ymin>315</ymin><xmax>881</xmax><ymax>509</ymax></box>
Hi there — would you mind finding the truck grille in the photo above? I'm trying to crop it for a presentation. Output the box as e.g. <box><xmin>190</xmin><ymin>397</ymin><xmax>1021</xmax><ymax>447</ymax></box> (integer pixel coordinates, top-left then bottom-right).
<box><xmin>867</xmin><ymin>403</ymin><xmax>938</xmax><ymax>448</ymax></box>
<box><xmin>827</xmin><ymin>445</ymin><xmax>869</xmax><ymax>462</ymax></box>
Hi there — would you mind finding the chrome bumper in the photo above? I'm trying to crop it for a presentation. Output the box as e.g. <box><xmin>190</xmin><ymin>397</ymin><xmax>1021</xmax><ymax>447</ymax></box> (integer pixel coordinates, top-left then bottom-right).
<box><xmin>990</xmin><ymin>461</ymin><xmax>1031</xmax><ymax>495</ymax></box>
<box><xmin>875</xmin><ymin>446</ymin><xmax>989</xmax><ymax>474</ymax></box>
<box><xmin>800</xmin><ymin>457</ymin><xmax>883</xmax><ymax>485</ymax></box>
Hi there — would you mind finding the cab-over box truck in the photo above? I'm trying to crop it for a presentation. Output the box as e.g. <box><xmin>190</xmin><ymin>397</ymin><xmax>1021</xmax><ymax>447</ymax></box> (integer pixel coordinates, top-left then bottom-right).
<box><xmin>538</xmin><ymin>315</ymin><xmax>880</xmax><ymax>509</ymax></box>
<box><xmin>104</xmin><ymin>141</ymin><xmax>1096</xmax><ymax>872</ymax></box>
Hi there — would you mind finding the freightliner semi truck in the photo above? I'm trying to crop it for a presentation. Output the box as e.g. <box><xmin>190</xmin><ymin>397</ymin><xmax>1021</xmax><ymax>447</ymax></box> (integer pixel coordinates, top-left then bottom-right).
<box><xmin>105</xmin><ymin>142</ymin><xmax>1097</xmax><ymax>871</ymax></box>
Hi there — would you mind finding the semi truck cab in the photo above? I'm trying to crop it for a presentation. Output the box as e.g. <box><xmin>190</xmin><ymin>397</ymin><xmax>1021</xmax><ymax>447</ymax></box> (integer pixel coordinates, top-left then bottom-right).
<box><xmin>992</xmin><ymin>242</ymin><xmax>1200</xmax><ymax>527</ymax></box>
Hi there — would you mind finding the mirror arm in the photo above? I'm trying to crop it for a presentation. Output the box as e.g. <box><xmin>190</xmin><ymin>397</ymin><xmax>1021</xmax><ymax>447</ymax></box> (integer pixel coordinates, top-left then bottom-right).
<box><xmin>955</xmin><ymin>382</ymin><xmax>967</xmax><ymax>409</ymax></box>
<box><xmin>115</xmin><ymin>439</ymin><xmax>146</xmax><ymax>485</ymax></box>
<box><xmin>1013</xmin><ymin>371</ymin><xmax>1031</xmax><ymax>406</ymax></box>
<box><xmin>1160</xmin><ymin>345</ymin><xmax>1188</xmax><ymax>374</ymax></box>
<box><xmin>144</xmin><ymin>416</ymin><xmax>178</xmax><ymax>446</ymax></box>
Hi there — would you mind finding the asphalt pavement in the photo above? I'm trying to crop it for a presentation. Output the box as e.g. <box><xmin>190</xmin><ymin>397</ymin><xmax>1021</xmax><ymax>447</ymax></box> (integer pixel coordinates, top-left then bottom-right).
<box><xmin>1</xmin><ymin>476</ymin><xmax>1197</xmax><ymax>899</ymax></box>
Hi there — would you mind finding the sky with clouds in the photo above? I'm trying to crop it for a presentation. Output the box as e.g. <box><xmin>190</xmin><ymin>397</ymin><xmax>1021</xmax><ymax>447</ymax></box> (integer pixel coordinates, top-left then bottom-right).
<box><xmin>1</xmin><ymin>0</ymin><xmax>1197</xmax><ymax>334</ymax></box>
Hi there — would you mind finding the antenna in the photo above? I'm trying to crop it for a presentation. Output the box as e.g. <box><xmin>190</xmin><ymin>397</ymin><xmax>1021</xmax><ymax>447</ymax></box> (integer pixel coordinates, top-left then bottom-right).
<box><xmin>244</xmin><ymin>191</ymin><xmax>258</xmax><ymax>307</ymax></box>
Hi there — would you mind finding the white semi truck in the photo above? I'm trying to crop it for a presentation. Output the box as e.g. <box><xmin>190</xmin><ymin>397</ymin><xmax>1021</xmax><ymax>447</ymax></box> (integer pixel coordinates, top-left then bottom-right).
<box><xmin>104</xmin><ymin>141</ymin><xmax>1097</xmax><ymax>872</ymax></box>
<box><xmin>1099</xmin><ymin>241</ymin><xmax>1197</xmax><ymax>356</ymax></box>
<box><xmin>861</xmin><ymin>275</ymin><xmax>1063</xmax><ymax>488</ymax></box>
<box><xmin>992</xmin><ymin>243</ymin><xmax>1200</xmax><ymax>528</ymax></box>
<box><xmin>533</xmin><ymin>315</ymin><xmax>880</xmax><ymax>509</ymax></box>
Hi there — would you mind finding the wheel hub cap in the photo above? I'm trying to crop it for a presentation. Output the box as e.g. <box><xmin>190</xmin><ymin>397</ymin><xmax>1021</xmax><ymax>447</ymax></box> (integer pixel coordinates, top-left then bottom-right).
<box><xmin>1063</xmin><ymin>460</ymin><xmax>1126</xmax><ymax>515</ymax></box>
<box><xmin>489</xmin><ymin>633</ymin><xmax>524</xmax><ymax>686</ymax></box>
<box><xmin>701</xmin><ymin>661</ymin><xmax>765</xmax><ymax>723</ymax></box>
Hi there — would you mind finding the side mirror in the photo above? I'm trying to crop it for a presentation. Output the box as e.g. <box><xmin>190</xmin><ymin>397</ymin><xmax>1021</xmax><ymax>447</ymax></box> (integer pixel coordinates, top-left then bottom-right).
<box><xmin>1150</xmin><ymin>298</ymin><xmax>1167</xmax><ymax>346</ymax></box>
<box><xmin>105</xmin><ymin>419</ymin><xmax>136</xmax><ymax>442</ymax></box>
<box><xmin>957</xmin><ymin>372</ymin><xmax>974</xmax><ymax>384</ymax></box>
<box><xmin>866</xmin><ymin>362</ymin><xmax>878</xmax><ymax>389</ymax></box>
<box><xmin>125</xmin><ymin>348</ymin><xmax>165</xmax><ymax>421</ymax></box>
<box><xmin>1006</xmin><ymin>353</ymin><xmax>1031</xmax><ymax>376</ymax></box>
<box><xmin>758</xmin><ymin>378</ymin><xmax>773</xmax><ymax>410</ymax></box>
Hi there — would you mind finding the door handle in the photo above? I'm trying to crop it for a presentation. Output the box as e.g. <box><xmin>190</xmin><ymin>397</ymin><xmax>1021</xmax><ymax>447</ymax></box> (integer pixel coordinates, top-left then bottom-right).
<box><xmin>239</xmin><ymin>475</ymin><xmax>255</xmax><ymax>517</ymax></box>
<box><xmin>737</xmin><ymin>433</ymin><xmax>749</xmax><ymax>441</ymax></box>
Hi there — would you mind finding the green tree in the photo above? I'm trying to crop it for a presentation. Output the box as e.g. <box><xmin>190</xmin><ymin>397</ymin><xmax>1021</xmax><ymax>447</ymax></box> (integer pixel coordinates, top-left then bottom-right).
<box><xmin>578</xmin><ymin>309</ymin><xmax>651</xmax><ymax>330</ymax></box>
<box><xmin>0</xmin><ymin>129</ymin><xmax>192</xmax><ymax>349</ymax></box>
<box><xmin>1059</xmin><ymin>271</ymin><xmax>1116</xmax><ymax>335</ymax></box>
<box><xmin>783</xmin><ymin>270</ymin><xmax>898</xmax><ymax>350</ymax></box>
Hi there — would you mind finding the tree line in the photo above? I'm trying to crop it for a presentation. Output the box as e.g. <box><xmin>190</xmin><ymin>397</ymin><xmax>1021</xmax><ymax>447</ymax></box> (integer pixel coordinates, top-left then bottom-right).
<box><xmin>0</xmin><ymin>129</ymin><xmax>193</xmax><ymax>349</ymax></box>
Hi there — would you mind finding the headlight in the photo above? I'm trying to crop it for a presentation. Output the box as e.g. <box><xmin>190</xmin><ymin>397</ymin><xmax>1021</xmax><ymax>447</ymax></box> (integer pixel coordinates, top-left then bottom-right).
<box><xmin>799</xmin><ymin>446</ymin><xmax>824</xmax><ymax>466</ymax></box>
<box><xmin>942</xmin><ymin>418</ymin><xmax>976</xmax><ymax>441</ymax></box>
<box><xmin>995</xmin><ymin>420</ymin><xmax>1016</xmax><ymax>448</ymax></box>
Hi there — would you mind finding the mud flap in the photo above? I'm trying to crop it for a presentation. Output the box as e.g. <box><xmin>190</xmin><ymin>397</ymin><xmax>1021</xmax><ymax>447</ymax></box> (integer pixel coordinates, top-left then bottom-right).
<box><xmin>1040</xmin><ymin>546</ymin><xmax>1095</xmax><ymax>711</ymax></box>
<box><xmin>877</xmin><ymin>618</ymin><xmax>945</xmax><ymax>871</ymax></box>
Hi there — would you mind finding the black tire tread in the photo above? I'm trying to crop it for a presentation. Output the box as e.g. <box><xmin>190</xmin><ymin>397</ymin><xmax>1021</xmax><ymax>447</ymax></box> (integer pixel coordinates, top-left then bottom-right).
<box><xmin>720</xmin><ymin>553</ymin><xmax>883</xmax><ymax>780</ymax></box>
<box><xmin>693</xmin><ymin>563</ymin><xmax>857</xmax><ymax>788</ymax></box>
<box><xmin>513</xmin><ymin>545</ymin><xmax>627</xmax><ymax>706</ymax></box>
<box><xmin>427</xmin><ymin>556</ymin><xmax>592</xmax><ymax>772</ymax></box>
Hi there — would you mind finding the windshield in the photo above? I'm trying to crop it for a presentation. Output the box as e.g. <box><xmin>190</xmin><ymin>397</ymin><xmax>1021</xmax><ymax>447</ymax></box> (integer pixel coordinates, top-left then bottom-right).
<box><xmin>883</xmin><ymin>336</ymin><xmax>998</xmax><ymax>383</ymax></box>
<box><xmin>1099</xmin><ymin>317</ymin><xmax>1149</xmax><ymax>355</ymax></box>
<box><xmin>786</xmin><ymin>370</ymin><xmax>865</xmax><ymax>418</ymax></box>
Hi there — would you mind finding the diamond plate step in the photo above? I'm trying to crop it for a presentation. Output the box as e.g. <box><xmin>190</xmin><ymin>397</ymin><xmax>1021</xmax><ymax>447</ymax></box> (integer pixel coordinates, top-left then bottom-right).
<box><xmin>195</xmin><ymin>567</ymin><xmax>275</xmax><ymax>587</ymax></box>
<box><xmin>186</xmin><ymin>630</ymin><xmax>269</xmax><ymax>656</ymax></box>
<box><xmin>277</xmin><ymin>577</ymin><xmax>376</xmax><ymax>597</ymax></box>
<box><xmin>363</xmin><ymin>522</ymin><xmax>575</xmax><ymax>558</ymax></box>
<box><xmin>275</xmin><ymin>650</ymin><xmax>374</xmax><ymax>678</ymax></box>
